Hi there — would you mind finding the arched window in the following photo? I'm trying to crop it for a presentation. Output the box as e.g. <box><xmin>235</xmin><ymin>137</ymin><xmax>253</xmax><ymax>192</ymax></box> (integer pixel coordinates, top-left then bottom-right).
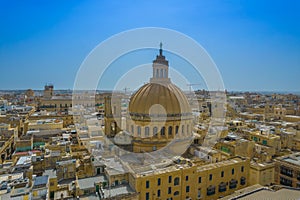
<box><xmin>218</xmin><ymin>182</ymin><xmax>226</xmax><ymax>192</ymax></box>
<box><xmin>187</xmin><ymin>125</ymin><xmax>189</xmax><ymax>135</ymax></box>
<box><xmin>240</xmin><ymin>177</ymin><xmax>246</xmax><ymax>185</ymax></box>
<box><xmin>174</xmin><ymin>177</ymin><xmax>180</xmax><ymax>186</ymax></box>
<box><xmin>156</xmin><ymin>69</ymin><xmax>159</xmax><ymax>78</ymax></box>
<box><xmin>145</xmin><ymin>127</ymin><xmax>150</xmax><ymax>137</ymax></box>
<box><xmin>175</xmin><ymin>126</ymin><xmax>179</xmax><ymax>134</ymax></box>
<box><xmin>207</xmin><ymin>185</ymin><xmax>216</xmax><ymax>196</ymax></box>
<box><xmin>168</xmin><ymin>126</ymin><xmax>173</xmax><ymax>135</ymax></box>
<box><xmin>229</xmin><ymin>179</ymin><xmax>237</xmax><ymax>189</ymax></box>
<box><xmin>137</xmin><ymin>126</ymin><xmax>141</xmax><ymax>136</ymax></box>
<box><xmin>153</xmin><ymin>127</ymin><xmax>158</xmax><ymax>136</ymax></box>
<box><xmin>161</xmin><ymin>127</ymin><xmax>165</xmax><ymax>136</ymax></box>
<box><xmin>160</xmin><ymin>69</ymin><xmax>163</xmax><ymax>78</ymax></box>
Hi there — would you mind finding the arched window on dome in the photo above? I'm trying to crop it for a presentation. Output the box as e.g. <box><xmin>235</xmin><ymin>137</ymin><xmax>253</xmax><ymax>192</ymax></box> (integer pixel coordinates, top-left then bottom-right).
<box><xmin>153</xmin><ymin>127</ymin><xmax>158</xmax><ymax>136</ymax></box>
<box><xmin>175</xmin><ymin>126</ymin><xmax>179</xmax><ymax>135</ymax></box>
<box><xmin>156</xmin><ymin>69</ymin><xmax>159</xmax><ymax>78</ymax></box>
<box><xmin>187</xmin><ymin>125</ymin><xmax>190</xmax><ymax>135</ymax></box>
<box><xmin>137</xmin><ymin>126</ymin><xmax>141</xmax><ymax>137</ymax></box>
<box><xmin>160</xmin><ymin>69</ymin><xmax>163</xmax><ymax>78</ymax></box>
<box><xmin>145</xmin><ymin>127</ymin><xmax>150</xmax><ymax>137</ymax></box>
<box><xmin>161</xmin><ymin>127</ymin><xmax>165</xmax><ymax>136</ymax></box>
<box><xmin>168</xmin><ymin>126</ymin><xmax>173</xmax><ymax>136</ymax></box>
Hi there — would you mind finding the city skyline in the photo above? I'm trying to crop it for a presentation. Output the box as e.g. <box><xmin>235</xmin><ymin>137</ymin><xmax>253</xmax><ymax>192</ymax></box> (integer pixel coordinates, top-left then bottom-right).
<box><xmin>0</xmin><ymin>0</ymin><xmax>300</xmax><ymax>92</ymax></box>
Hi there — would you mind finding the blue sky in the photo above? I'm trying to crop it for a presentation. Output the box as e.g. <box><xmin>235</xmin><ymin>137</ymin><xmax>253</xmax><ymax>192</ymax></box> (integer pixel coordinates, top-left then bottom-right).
<box><xmin>0</xmin><ymin>0</ymin><xmax>299</xmax><ymax>91</ymax></box>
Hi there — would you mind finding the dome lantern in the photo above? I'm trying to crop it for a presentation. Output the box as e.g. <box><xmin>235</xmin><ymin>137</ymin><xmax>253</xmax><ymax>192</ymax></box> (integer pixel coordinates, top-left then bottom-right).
<box><xmin>150</xmin><ymin>43</ymin><xmax>171</xmax><ymax>84</ymax></box>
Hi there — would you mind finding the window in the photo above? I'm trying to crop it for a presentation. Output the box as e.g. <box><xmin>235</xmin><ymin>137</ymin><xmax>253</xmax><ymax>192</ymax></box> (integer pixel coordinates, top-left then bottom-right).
<box><xmin>229</xmin><ymin>179</ymin><xmax>238</xmax><ymax>189</ymax></box>
<box><xmin>198</xmin><ymin>177</ymin><xmax>202</xmax><ymax>183</ymax></box>
<box><xmin>221</xmin><ymin>171</ymin><xmax>224</xmax><ymax>177</ymax></box>
<box><xmin>174</xmin><ymin>177</ymin><xmax>180</xmax><ymax>186</ymax></box>
<box><xmin>168</xmin><ymin>187</ymin><xmax>172</xmax><ymax>194</ymax></box>
<box><xmin>232</xmin><ymin>168</ymin><xmax>235</xmax><ymax>175</ymax></box>
<box><xmin>241</xmin><ymin>166</ymin><xmax>244</xmax><ymax>172</ymax></box>
<box><xmin>174</xmin><ymin>191</ymin><xmax>179</xmax><ymax>196</ymax></box>
<box><xmin>161</xmin><ymin>127</ymin><xmax>165</xmax><ymax>136</ymax></box>
<box><xmin>153</xmin><ymin>127</ymin><xmax>158</xmax><ymax>136</ymax></box>
<box><xmin>157</xmin><ymin>189</ymin><xmax>161</xmax><ymax>197</ymax></box>
<box><xmin>145</xmin><ymin>127</ymin><xmax>150</xmax><ymax>137</ymax></box>
<box><xmin>186</xmin><ymin>186</ymin><xmax>190</xmax><ymax>193</ymax></box>
<box><xmin>146</xmin><ymin>192</ymin><xmax>149</xmax><ymax>200</ymax></box>
<box><xmin>169</xmin><ymin>176</ymin><xmax>172</xmax><ymax>183</ymax></box>
<box><xmin>168</xmin><ymin>126</ymin><xmax>173</xmax><ymax>135</ymax></box>
<box><xmin>182</xmin><ymin>125</ymin><xmax>185</xmax><ymax>134</ymax></box>
<box><xmin>175</xmin><ymin>126</ymin><xmax>179</xmax><ymax>134</ymax></box>
<box><xmin>209</xmin><ymin>174</ymin><xmax>213</xmax><ymax>181</ymax></box>
<box><xmin>186</xmin><ymin>176</ymin><xmax>189</xmax><ymax>181</ymax></box>
<box><xmin>207</xmin><ymin>185</ymin><xmax>216</xmax><ymax>196</ymax></box>
<box><xmin>146</xmin><ymin>180</ymin><xmax>150</xmax><ymax>188</ymax></box>
<box><xmin>158</xmin><ymin>178</ymin><xmax>161</xmax><ymax>186</ymax></box>
<box><xmin>137</xmin><ymin>126</ymin><xmax>141</xmax><ymax>136</ymax></box>
<box><xmin>219</xmin><ymin>182</ymin><xmax>226</xmax><ymax>192</ymax></box>
<box><xmin>280</xmin><ymin>166</ymin><xmax>293</xmax><ymax>177</ymax></box>
<box><xmin>240</xmin><ymin>177</ymin><xmax>246</xmax><ymax>185</ymax></box>
<box><xmin>197</xmin><ymin>188</ymin><xmax>201</xmax><ymax>198</ymax></box>
<box><xmin>280</xmin><ymin>176</ymin><xmax>292</xmax><ymax>186</ymax></box>
<box><xmin>160</xmin><ymin>69</ymin><xmax>163</xmax><ymax>78</ymax></box>
<box><xmin>262</xmin><ymin>140</ymin><xmax>267</xmax><ymax>145</ymax></box>
<box><xmin>131</xmin><ymin>125</ymin><xmax>134</xmax><ymax>134</ymax></box>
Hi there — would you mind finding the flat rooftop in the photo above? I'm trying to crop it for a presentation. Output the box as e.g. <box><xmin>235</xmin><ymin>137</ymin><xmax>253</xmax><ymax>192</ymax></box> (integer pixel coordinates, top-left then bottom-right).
<box><xmin>77</xmin><ymin>175</ymin><xmax>107</xmax><ymax>190</ymax></box>
<box><xmin>283</xmin><ymin>156</ymin><xmax>300</xmax><ymax>166</ymax></box>
<box><xmin>29</xmin><ymin>118</ymin><xmax>63</xmax><ymax>125</ymax></box>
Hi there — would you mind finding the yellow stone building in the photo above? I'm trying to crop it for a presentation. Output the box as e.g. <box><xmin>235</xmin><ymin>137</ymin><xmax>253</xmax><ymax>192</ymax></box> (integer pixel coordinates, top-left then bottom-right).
<box><xmin>28</xmin><ymin>118</ymin><xmax>63</xmax><ymax>131</ymax></box>
<box><xmin>249</xmin><ymin>161</ymin><xmax>275</xmax><ymax>186</ymax></box>
<box><xmin>274</xmin><ymin>152</ymin><xmax>300</xmax><ymax>188</ymax></box>
<box><xmin>0</xmin><ymin>123</ymin><xmax>17</xmax><ymax>162</ymax></box>
<box><xmin>130</xmin><ymin>156</ymin><xmax>249</xmax><ymax>200</ymax></box>
<box><xmin>215</xmin><ymin>135</ymin><xmax>255</xmax><ymax>159</ymax></box>
<box><xmin>246</xmin><ymin>130</ymin><xmax>281</xmax><ymax>153</ymax></box>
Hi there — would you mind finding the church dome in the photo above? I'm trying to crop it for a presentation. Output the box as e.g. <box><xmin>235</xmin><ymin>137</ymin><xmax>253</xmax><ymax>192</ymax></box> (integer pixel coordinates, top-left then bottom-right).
<box><xmin>129</xmin><ymin>82</ymin><xmax>191</xmax><ymax>119</ymax></box>
<box><xmin>125</xmin><ymin>43</ymin><xmax>194</xmax><ymax>153</ymax></box>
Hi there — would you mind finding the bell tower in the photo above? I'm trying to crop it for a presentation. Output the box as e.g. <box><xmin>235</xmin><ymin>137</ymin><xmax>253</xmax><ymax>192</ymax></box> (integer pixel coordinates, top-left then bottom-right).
<box><xmin>44</xmin><ymin>84</ymin><xmax>54</xmax><ymax>99</ymax></box>
<box><xmin>150</xmin><ymin>43</ymin><xmax>171</xmax><ymax>84</ymax></box>
<box><xmin>104</xmin><ymin>96</ymin><xmax>122</xmax><ymax>137</ymax></box>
